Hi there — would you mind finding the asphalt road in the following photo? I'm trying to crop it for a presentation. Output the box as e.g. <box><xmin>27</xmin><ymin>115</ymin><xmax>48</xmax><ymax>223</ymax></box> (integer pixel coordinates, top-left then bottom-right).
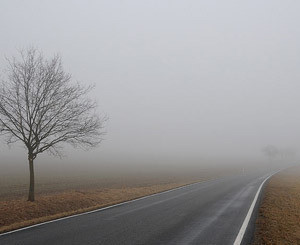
<box><xmin>0</xmin><ymin>171</ymin><xmax>271</xmax><ymax>245</ymax></box>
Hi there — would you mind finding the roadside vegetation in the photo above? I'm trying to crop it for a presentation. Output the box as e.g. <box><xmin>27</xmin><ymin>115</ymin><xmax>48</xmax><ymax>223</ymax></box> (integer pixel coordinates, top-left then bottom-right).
<box><xmin>254</xmin><ymin>166</ymin><xmax>300</xmax><ymax>244</ymax></box>
<box><xmin>0</xmin><ymin>164</ymin><xmax>242</xmax><ymax>234</ymax></box>
<box><xmin>0</xmin><ymin>172</ymin><xmax>209</xmax><ymax>234</ymax></box>
<box><xmin>0</xmin><ymin>178</ymin><xmax>197</xmax><ymax>233</ymax></box>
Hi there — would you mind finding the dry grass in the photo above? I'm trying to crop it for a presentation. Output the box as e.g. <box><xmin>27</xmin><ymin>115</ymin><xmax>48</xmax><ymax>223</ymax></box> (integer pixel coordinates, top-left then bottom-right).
<box><xmin>0</xmin><ymin>179</ymin><xmax>202</xmax><ymax>234</ymax></box>
<box><xmin>0</xmin><ymin>164</ymin><xmax>243</xmax><ymax>234</ymax></box>
<box><xmin>253</xmin><ymin>166</ymin><xmax>300</xmax><ymax>244</ymax></box>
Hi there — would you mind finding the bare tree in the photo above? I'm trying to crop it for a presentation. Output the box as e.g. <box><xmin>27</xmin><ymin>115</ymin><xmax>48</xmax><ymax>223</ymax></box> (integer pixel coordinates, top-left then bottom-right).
<box><xmin>262</xmin><ymin>145</ymin><xmax>278</xmax><ymax>164</ymax></box>
<box><xmin>0</xmin><ymin>48</ymin><xmax>106</xmax><ymax>201</ymax></box>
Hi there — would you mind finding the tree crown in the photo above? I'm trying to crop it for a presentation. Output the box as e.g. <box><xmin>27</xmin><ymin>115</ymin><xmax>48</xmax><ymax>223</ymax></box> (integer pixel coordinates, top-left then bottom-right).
<box><xmin>0</xmin><ymin>48</ymin><xmax>106</xmax><ymax>158</ymax></box>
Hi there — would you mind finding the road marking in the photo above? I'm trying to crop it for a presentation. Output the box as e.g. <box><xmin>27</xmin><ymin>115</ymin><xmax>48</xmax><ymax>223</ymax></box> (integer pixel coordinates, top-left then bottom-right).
<box><xmin>0</xmin><ymin>177</ymin><xmax>223</xmax><ymax>237</ymax></box>
<box><xmin>233</xmin><ymin>170</ymin><xmax>281</xmax><ymax>245</ymax></box>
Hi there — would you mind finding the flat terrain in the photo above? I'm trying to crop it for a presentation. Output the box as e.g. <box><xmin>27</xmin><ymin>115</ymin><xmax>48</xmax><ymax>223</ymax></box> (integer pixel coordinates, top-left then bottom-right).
<box><xmin>0</xmin><ymin>171</ymin><xmax>270</xmax><ymax>245</ymax></box>
<box><xmin>0</xmin><ymin>175</ymin><xmax>201</xmax><ymax>234</ymax></box>
<box><xmin>1</xmin><ymin>163</ymin><xmax>242</xmax><ymax>234</ymax></box>
<box><xmin>254</xmin><ymin>166</ymin><xmax>300</xmax><ymax>244</ymax></box>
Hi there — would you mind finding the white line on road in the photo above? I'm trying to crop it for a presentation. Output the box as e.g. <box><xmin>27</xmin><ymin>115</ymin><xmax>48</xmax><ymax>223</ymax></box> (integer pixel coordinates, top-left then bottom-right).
<box><xmin>233</xmin><ymin>170</ymin><xmax>281</xmax><ymax>245</ymax></box>
<box><xmin>0</xmin><ymin>177</ymin><xmax>222</xmax><ymax>237</ymax></box>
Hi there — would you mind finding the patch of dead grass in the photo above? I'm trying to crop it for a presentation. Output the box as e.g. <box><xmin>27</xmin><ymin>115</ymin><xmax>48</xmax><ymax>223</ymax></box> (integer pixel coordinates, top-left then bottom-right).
<box><xmin>0</xmin><ymin>180</ymin><xmax>202</xmax><ymax>234</ymax></box>
<box><xmin>253</xmin><ymin>166</ymin><xmax>300</xmax><ymax>244</ymax></box>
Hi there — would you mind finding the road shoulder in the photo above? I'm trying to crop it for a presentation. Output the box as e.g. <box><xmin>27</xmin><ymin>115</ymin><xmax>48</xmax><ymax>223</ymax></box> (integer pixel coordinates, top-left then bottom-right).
<box><xmin>253</xmin><ymin>166</ymin><xmax>300</xmax><ymax>244</ymax></box>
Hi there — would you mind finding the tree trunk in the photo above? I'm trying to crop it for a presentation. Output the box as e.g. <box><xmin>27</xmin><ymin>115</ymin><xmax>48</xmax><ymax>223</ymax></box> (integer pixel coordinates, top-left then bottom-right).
<box><xmin>28</xmin><ymin>156</ymin><xmax>35</xmax><ymax>202</ymax></box>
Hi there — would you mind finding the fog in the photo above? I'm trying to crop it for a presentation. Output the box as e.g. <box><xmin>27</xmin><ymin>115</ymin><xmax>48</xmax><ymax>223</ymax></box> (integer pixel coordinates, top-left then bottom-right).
<box><xmin>0</xmin><ymin>0</ymin><xmax>300</xmax><ymax>175</ymax></box>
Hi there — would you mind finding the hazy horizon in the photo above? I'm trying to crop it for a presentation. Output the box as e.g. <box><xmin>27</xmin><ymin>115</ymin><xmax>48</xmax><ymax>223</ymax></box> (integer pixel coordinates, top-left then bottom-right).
<box><xmin>1</xmin><ymin>0</ymin><xmax>300</xmax><ymax>173</ymax></box>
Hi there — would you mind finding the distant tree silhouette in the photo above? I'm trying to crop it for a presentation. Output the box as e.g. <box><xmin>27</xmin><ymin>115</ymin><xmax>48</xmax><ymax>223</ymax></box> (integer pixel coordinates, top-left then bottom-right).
<box><xmin>262</xmin><ymin>145</ymin><xmax>279</xmax><ymax>164</ymax></box>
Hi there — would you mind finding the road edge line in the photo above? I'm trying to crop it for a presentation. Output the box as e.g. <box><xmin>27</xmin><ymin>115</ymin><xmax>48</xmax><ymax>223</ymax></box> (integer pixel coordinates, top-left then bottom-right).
<box><xmin>0</xmin><ymin>176</ymin><xmax>224</xmax><ymax>237</ymax></box>
<box><xmin>233</xmin><ymin>170</ymin><xmax>281</xmax><ymax>245</ymax></box>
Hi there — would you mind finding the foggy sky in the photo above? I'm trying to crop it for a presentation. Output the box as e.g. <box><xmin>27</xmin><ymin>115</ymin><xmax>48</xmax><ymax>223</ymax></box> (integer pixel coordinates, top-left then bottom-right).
<box><xmin>1</xmin><ymin>0</ymin><xmax>300</xmax><ymax>168</ymax></box>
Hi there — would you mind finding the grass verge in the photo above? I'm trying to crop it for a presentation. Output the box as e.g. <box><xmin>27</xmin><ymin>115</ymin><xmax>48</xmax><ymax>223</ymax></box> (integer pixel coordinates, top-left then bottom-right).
<box><xmin>253</xmin><ymin>166</ymin><xmax>300</xmax><ymax>244</ymax></box>
<box><xmin>0</xmin><ymin>179</ymin><xmax>201</xmax><ymax>234</ymax></box>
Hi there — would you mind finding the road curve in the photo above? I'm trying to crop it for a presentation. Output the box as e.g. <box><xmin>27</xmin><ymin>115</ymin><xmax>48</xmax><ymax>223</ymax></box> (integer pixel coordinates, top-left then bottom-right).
<box><xmin>0</xmin><ymin>171</ymin><xmax>271</xmax><ymax>245</ymax></box>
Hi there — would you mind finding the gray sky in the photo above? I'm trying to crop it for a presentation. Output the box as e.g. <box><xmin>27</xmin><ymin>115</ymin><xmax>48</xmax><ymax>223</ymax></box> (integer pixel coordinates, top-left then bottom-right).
<box><xmin>1</xmin><ymin>0</ymin><xmax>300</xmax><ymax>168</ymax></box>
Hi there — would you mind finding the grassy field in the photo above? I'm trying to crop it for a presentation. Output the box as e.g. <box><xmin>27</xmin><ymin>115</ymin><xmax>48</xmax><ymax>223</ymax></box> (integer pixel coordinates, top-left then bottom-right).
<box><xmin>254</xmin><ymin>166</ymin><xmax>300</xmax><ymax>244</ymax></box>
<box><xmin>0</xmin><ymin>178</ymin><xmax>201</xmax><ymax>234</ymax></box>
<box><xmin>0</xmin><ymin>162</ymin><xmax>245</xmax><ymax>234</ymax></box>
<box><xmin>1</xmin><ymin>167</ymin><xmax>222</xmax><ymax>234</ymax></box>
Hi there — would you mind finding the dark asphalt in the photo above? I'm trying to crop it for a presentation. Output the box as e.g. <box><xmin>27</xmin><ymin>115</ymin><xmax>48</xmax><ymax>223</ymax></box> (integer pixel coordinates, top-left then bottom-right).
<box><xmin>0</xmin><ymin>171</ymin><xmax>271</xmax><ymax>245</ymax></box>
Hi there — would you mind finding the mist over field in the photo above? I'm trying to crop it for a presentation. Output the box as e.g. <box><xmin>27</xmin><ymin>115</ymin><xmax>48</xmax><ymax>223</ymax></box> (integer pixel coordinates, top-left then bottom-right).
<box><xmin>1</xmin><ymin>0</ymin><xmax>300</xmax><ymax>178</ymax></box>
<box><xmin>1</xmin><ymin>2</ymin><xmax>300</xmax><ymax>243</ymax></box>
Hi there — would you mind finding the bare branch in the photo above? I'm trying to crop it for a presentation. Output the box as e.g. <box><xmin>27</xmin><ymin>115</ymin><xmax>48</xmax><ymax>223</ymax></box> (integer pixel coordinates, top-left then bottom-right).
<box><xmin>0</xmin><ymin>47</ymin><xmax>106</xmax><ymax>157</ymax></box>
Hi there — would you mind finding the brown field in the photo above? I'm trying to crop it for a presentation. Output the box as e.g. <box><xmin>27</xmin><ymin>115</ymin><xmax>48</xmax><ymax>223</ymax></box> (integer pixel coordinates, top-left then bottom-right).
<box><xmin>0</xmin><ymin>179</ymin><xmax>198</xmax><ymax>234</ymax></box>
<box><xmin>0</xmin><ymin>162</ymin><xmax>245</xmax><ymax>234</ymax></box>
<box><xmin>254</xmin><ymin>166</ymin><xmax>300</xmax><ymax>244</ymax></box>
<box><xmin>0</xmin><ymin>169</ymin><xmax>216</xmax><ymax>234</ymax></box>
